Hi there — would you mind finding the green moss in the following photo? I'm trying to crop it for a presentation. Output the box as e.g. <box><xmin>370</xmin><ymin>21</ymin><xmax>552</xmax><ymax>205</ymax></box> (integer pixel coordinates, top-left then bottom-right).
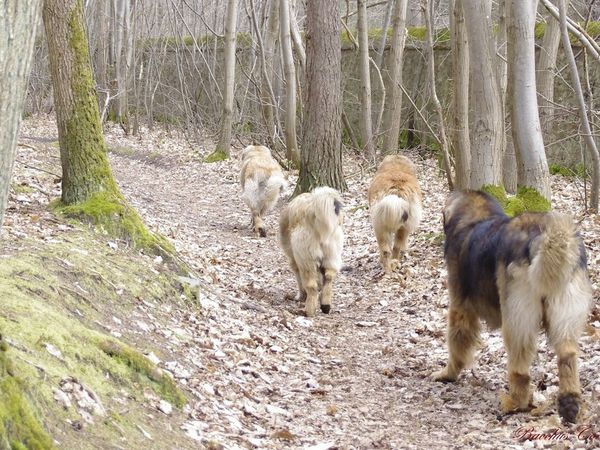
<box><xmin>505</xmin><ymin>197</ymin><xmax>526</xmax><ymax>216</ymax></box>
<box><xmin>98</xmin><ymin>340</ymin><xmax>186</xmax><ymax>408</ymax></box>
<box><xmin>516</xmin><ymin>186</ymin><xmax>551</xmax><ymax>212</ymax></box>
<box><xmin>407</xmin><ymin>26</ymin><xmax>427</xmax><ymax>41</ymax></box>
<box><xmin>0</xmin><ymin>336</ymin><xmax>55</xmax><ymax>450</ymax></box>
<box><xmin>481</xmin><ymin>184</ymin><xmax>508</xmax><ymax>205</ymax></box>
<box><xmin>52</xmin><ymin>192</ymin><xmax>174</xmax><ymax>254</ymax></box>
<box><xmin>205</xmin><ymin>149</ymin><xmax>228</xmax><ymax>163</ymax></box>
<box><xmin>11</xmin><ymin>184</ymin><xmax>35</xmax><ymax>195</ymax></box>
<box><xmin>535</xmin><ymin>22</ymin><xmax>546</xmax><ymax>40</ymax></box>
<box><xmin>549</xmin><ymin>163</ymin><xmax>587</xmax><ymax>178</ymax></box>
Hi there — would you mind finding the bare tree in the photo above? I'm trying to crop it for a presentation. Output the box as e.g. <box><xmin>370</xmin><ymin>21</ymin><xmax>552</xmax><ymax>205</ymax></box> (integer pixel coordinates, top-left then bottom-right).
<box><xmin>449</xmin><ymin>0</ymin><xmax>470</xmax><ymax>189</ymax></box>
<box><xmin>422</xmin><ymin>0</ymin><xmax>453</xmax><ymax>189</ymax></box>
<box><xmin>463</xmin><ymin>0</ymin><xmax>504</xmax><ymax>188</ymax></box>
<box><xmin>537</xmin><ymin>2</ymin><xmax>563</xmax><ymax>139</ymax></box>
<box><xmin>295</xmin><ymin>0</ymin><xmax>346</xmax><ymax>193</ymax></box>
<box><xmin>210</xmin><ymin>0</ymin><xmax>239</xmax><ymax>161</ymax></box>
<box><xmin>357</xmin><ymin>0</ymin><xmax>375</xmax><ymax>159</ymax></box>
<box><xmin>0</xmin><ymin>1</ymin><xmax>43</xmax><ymax>228</ymax></box>
<box><xmin>558</xmin><ymin>0</ymin><xmax>600</xmax><ymax>210</ymax></box>
<box><xmin>507</xmin><ymin>0</ymin><xmax>551</xmax><ymax>200</ymax></box>
<box><xmin>280</xmin><ymin>0</ymin><xmax>300</xmax><ymax>164</ymax></box>
<box><xmin>381</xmin><ymin>0</ymin><xmax>409</xmax><ymax>155</ymax></box>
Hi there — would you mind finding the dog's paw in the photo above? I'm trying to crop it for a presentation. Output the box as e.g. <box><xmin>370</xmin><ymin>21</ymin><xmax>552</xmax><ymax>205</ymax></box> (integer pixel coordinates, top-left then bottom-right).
<box><xmin>320</xmin><ymin>304</ymin><xmax>331</xmax><ymax>314</ymax></box>
<box><xmin>258</xmin><ymin>227</ymin><xmax>267</xmax><ymax>237</ymax></box>
<box><xmin>431</xmin><ymin>369</ymin><xmax>457</xmax><ymax>382</ymax></box>
<box><xmin>557</xmin><ymin>393</ymin><xmax>580</xmax><ymax>424</ymax></box>
<box><xmin>500</xmin><ymin>393</ymin><xmax>532</xmax><ymax>414</ymax></box>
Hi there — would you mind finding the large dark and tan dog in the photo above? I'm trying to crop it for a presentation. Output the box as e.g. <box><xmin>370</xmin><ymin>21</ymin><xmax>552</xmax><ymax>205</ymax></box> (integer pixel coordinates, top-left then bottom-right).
<box><xmin>279</xmin><ymin>187</ymin><xmax>344</xmax><ymax>317</ymax></box>
<box><xmin>368</xmin><ymin>155</ymin><xmax>422</xmax><ymax>272</ymax></box>
<box><xmin>240</xmin><ymin>145</ymin><xmax>286</xmax><ymax>237</ymax></box>
<box><xmin>433</xmin><ymin>190</ymin><xmax>592</xmax><ymax>423</ymax></box>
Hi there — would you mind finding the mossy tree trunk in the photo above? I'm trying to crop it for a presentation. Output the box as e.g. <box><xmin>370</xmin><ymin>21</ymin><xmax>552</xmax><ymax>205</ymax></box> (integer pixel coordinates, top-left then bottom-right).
<box><xmin>43</xmin><ymin>0</ymin><xmax>119</xmax><ymax>205</ymax></box>
<box><xmin>295</xmin><ymin>0</ymin><xmax>346</xmax><ymax>194</ymax></box>
<box><xmin>209</xmin><ymin>0</ymin><xmax>238</xmax><ymax>162</ymax></box>
<box><xmin>43</xmin><ymin>0</ymin><xmax>169</xmax><ymax>252</ymax></box>
<box><xmin>0</xmin><ymin>1</ymin><xmax>43</xmax><ymax>228</ymax></box>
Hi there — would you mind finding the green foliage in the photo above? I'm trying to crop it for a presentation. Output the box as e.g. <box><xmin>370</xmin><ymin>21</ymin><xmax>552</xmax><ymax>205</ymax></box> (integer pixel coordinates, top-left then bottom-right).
<box><xmin>98</xmin><ymin>341</ymin><xmax>186</xmax><ymax>408</ymax></box>
<box><xmin>205</xmin><ymin>149</ymin><xmax>229</xmax><ymax>163</ymax></box>
<box><xmin>140</xmin><ymin>32</ymin><xmax>253</xmax><ymax>50</ymax></box>
<box><xmin>0</xmin><ymin>336</ymin><xmax>55</xmax><ymax>450</ymax></box>
<box><xmin>549</xmin><ymin>163</ymin><xmax>587</xmax><ymax>178</ymax></box>
<box><xmin>52</xmin><ymin>192</ymin><xmax>174</xmax><ymax>254</ymax></box>
<box><xmin>535</xmin><ymin>22</ymin><xmax>546</xmax><ymax>40</ymax></box>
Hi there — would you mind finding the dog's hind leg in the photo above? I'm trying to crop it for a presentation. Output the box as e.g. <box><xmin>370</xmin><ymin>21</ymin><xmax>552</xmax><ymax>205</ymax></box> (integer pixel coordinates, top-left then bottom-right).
<box><xmin>392</xmin><ymin>227</ymin><xmax>408</xmax><ymax>261</ymax></box>
<box><xmin>544</xmin><ymin>274</ymin><xmax>590</xmax><ymax>423</ymax></box>
<box><xmin>319</xmin><ymin>267</ymin><xmax>337</xmax><ymax>314</ymax></box>
<box><xmin>433</xmin><ymin>300</ymin><xmax>481</xmax><ymax>382</ymax></box>
<box><xmin>499</xmin><ymin>278</ymin><xmax>542</xmax><ymax>415</ymax></box>
<box><xmin>375</xmin><ymin>228</ymin><xmax>394</xmax><ymax>273</ymax></box>
<box><xmin>290</xmin><ymin>259</ymin><xmax>306</xmax><ymax>302</ymax></box>
<box><xmin>299</xmin><ymin>268</ymin><xmax>319</xmax><ymax>317</ymax></box>
<box><xmin>252</xmin><ymin>213</ymin><xmax>266</xmax><ymax>237</ymax></box>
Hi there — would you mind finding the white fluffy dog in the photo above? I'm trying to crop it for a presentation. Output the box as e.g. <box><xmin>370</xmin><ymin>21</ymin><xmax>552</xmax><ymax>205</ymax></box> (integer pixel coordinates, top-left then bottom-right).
<box><xmin>279</xmin><ymin>187</ymin><xmax>344</xmax><ymax>317</ymax></box>
<box><xmin>240</xmin><ymin>145</ymin><xmax>287</xmax><ymax>237</ymax></box>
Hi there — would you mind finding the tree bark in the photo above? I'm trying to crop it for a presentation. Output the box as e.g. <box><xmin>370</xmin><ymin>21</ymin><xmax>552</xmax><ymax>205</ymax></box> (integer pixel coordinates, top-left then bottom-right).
<box><xmin>381</xmin><ymin>0</ymin><xmax>409</xmax><ymax>155</ymax></box>
<box><xmin>43</xmin><ymin>0</ymin><xmax>120</xmax><ymax>204</ymax></box>
<box><xmin>212</xmin><ymin>0</ymin><xmax>238</xmax><ymax>159</ymax></box>
<box><xmin>0</xmin><ymin>1</ymin><xmax>43</xmax><ymax>227</ymax></box>
<box><xmin>558</xmin><ymin>0</ymin><xmax>600</xmax><ymax>210</ymax></box>
<box><xmin>537</xmin><ymin>3</ymin><xmax>563</xmax><ymax>139</ymax></box>
<box><xmin>357</xmin><ymin>0</ymin><xmax>375</xmax><ymax>159</ymax></box>
<box><xmin>295</xmin><ymin>0</ymin><xmax>346</xmax><ymax>193</ymax></box>
<box><xmin>507</xmin><ymin>0</ymin><xmax>551</xmax><ymax>200</ymax></box>
<box><xmin>376</xmin><ymin>0</ymin><xmax>394</xmax><ymax>68</ymax></box>
<box><xmin>280</xmin><ymin>0</ymin><xmax>300</xmax><ymax>164</ymax></box>
<box><xmin>463</xmin><ymin>0</ymin><xmax>504</xmax><ymax>188</ymax></box>
<box><xmin>449</xmin><ymin>0</ymin><xmax>470</xmax><ymax>189</ymax></box>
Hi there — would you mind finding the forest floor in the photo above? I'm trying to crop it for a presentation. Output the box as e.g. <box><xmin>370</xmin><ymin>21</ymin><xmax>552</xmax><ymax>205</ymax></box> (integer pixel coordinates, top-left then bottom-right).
<box><xmin>9</xmin><ymin>116</ymin><xmax>600</xmax><ymax>449</ymax></box>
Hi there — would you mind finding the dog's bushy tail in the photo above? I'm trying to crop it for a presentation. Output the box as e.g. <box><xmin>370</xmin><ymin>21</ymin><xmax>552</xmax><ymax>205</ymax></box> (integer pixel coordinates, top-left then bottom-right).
<box><xmin>371</xmin><ymin>195</ymin><xmax>410</xmax><ymax>233</ymax></box>
<box><xmin>529</xmin><ymin>213</ymin><xmax>581</xmax><ymax>292</ymax></box>
<box><xmin>311</xmin><ymin>187</ymin><xmax>343</xmax><ymax>238</ymax></box>
<box><xmin>242</xmin><ymin>170</ymin><xmax>286</xmax><ymax>213</ymax></box>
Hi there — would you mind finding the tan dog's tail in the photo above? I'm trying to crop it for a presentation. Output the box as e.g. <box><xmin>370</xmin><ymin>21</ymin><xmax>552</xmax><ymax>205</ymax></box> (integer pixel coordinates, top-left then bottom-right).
<box><xmin>311</xmin><ymin>187</ymin><xmax>343</xmax><ymax>238</ymax></box>
<box><xmin>371</xmin><ymin>195</ymin><xmax>410</xmax><ymax>233</ymax></box>
<box><xmin>529</xmin><ymin>213</ymin><xmax>581</xmax><ymax>293</ymax></box>
<box><xmin>242</xmin><ymin>171</ymin><xmax>286</xmax><ymax>214</ymax></box>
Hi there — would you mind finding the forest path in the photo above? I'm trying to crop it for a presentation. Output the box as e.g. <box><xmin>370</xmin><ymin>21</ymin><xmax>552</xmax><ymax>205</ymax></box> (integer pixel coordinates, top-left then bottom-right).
<box><xmin>17</xmin><ymin>118</ymin><xmax>599</xmax><ymax>449</ymax></box>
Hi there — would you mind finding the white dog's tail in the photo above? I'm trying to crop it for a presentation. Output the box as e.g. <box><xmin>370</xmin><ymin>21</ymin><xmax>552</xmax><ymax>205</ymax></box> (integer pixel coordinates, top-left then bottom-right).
<box><xmin>371</xmin><ymin>194</ymin><xmax>411</xmax><ymax>233</ymax></box>
<box><xmin>242</xmin><ymin>171</ymin><xmax>286</xmax><ymax>214</ymax></box>
<box><xmin>311</xmin><ymin>187</ymin><xmax>343</xmax><ymax>237</ymax></box>
<box><xmin>529</xmin><ymin>213</ymin><xmax>582</xmax><ymax>293</ymax></box>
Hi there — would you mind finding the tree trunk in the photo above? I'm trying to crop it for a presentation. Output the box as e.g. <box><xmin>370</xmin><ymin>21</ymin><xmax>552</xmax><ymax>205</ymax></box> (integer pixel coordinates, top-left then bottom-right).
<box><xmin>212</xmin><ymin>0</ymin><xmax>238</xmax><ymax>160</ymax></box>
<box><xmin>43</xmin><ymin>0</ymin><xmax>119</xmax><ymax>204</ymax></box>
<box><xmin>357</xmin><ymin>0</ymin><xmax>375</xmax><ymax>159</ymax></box>
<box><xmin>558</xmin><ymin>0</ymin><xmax>600</xmax><ymax>210</ymax></box>
<box><xmin>507</xmin><ymin>0</ymin><xmax>551</xmax><ymax>200</ymax></box>
<box><xmin>0</xmin><ymin>1</ymin><xmax>43</xmax><ymax>228</ymax></box>
<box><xmin>376</xmin><ymin>0</ymin><xmax>395</xmax><ymax>68</ymax></box>
<box><xmin>295</xmin><ymin>0</ymin><xmax>346</xmax><ymax>193</ymax></box>
<box><xmin>449</xmin><ymin>0</ymin><xmax>470</xmax><ymax>189</ymax></box>
<box><xmin>423</xmin><ymin>0</ymin><xmax>453</xmax><ymax>189</ymax></box>
<box><xmin>280</xmin><ymin>0</ymin><xmax>300</xmax><ymax>164</ymax></box>
<box><xmin>381</xmin><ymin>0</ymin><xmax>409</xmax><ymax>155</ymax></box>
<box><xmin>537</xmin><ymin>3</ymin><xmax>563</xmax><ymax>140</ymax></box>
<box><xmin>463</xmin><ymin>0</ymin><xmax>504</xmax><ymax>188</ymax></box>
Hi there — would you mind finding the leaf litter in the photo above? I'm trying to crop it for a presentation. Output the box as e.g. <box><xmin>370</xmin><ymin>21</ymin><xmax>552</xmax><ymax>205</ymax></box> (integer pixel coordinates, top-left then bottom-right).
<box><xmin>8</xmin><ymin>116</ymin><xmax>600</xmax><ymax>449</ymax></box>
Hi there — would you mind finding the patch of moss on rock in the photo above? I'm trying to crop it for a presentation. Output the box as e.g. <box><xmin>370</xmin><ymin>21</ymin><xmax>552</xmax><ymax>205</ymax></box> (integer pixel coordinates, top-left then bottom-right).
<box><xmin>205</xmin><ymin>149</ymin><xmax>228</xmax><ymax>163</ymax></box>
<box><xmin>98</xmin><ymin>340</ymin><xmax>185</xmax><ymax>408</ymax></box>
<box><xmin>0</xmin><ymin>336</ymin><xmax>55</xmax><ymax>450</ymax></box>
<box><xmin>52</xmin><ymin>192</ymin><xmax>174</xmax><ymax>254</ymax></box>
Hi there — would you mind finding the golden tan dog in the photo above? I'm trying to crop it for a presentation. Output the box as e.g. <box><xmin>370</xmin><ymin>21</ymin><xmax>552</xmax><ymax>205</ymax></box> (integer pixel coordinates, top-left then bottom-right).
<box><xmin>433</xmin><ymin>190</ymin><xmax>592</xmax><ymax>424</ymax></box>
<box><xmin>240</xmin><ymin>145</ymin><xmax>286</xmax><ymax>237</ymax></box>
<box><xmin>368</xmin><ymin>155</ymin><xmax>422</xmax><ymax>272</ymax></box>
<box><xmin>279</xmin><ymin>187</ymin><xmax>344</xmax><ymax>317</ymax></box>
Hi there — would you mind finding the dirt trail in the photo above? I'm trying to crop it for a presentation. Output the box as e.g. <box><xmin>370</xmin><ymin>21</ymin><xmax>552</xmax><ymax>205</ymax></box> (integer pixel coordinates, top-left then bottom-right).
<box><xmin>16</xmin><ymin>118</ymin><xmax>600</xmax><ymax>449</ymax></box>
